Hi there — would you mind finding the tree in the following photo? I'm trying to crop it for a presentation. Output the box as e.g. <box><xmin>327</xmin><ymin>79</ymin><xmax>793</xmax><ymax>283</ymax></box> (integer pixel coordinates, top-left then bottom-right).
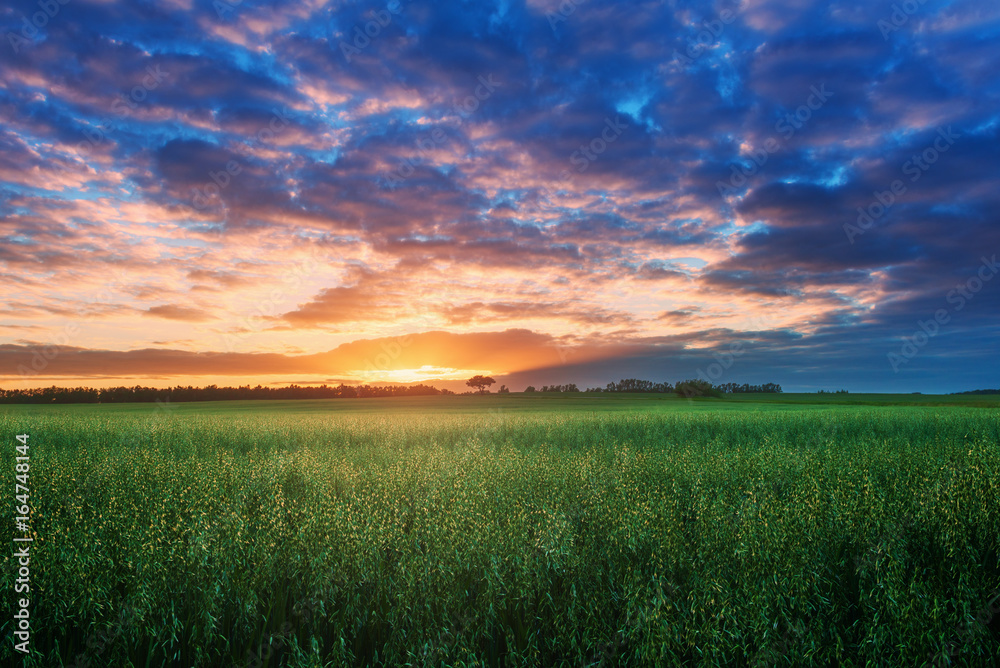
<box><xmin>466</xmin><ymin>375</ymin><xmax>496</xmax><ymax>394</ymax></box>
<box><xmin>524</xmin><ymin>386</ymin><xmax>536</xmax><ymax>393</ymax></box>
<box><xmin>674</xmin><ymin>379</ymin><xmax>722</xmax><ymax>398</ymax></box>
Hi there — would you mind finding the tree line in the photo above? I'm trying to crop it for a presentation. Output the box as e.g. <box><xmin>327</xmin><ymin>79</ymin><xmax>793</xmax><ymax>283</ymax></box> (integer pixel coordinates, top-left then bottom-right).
<box><xmin>0</xmin><ymin>377</ymin><xmax>785</xmax><ymax>404</ymax></box>
<box><xmin>525</xmin><ymin>379</ymin><xmax>783</xmax><ymax>395</ymax></box>
<box><xmin>524</xmin><ymin>384</ymin><xmax>580</xmax><ymax>393</ymax></box>
<box><xmin>713</xmin><ymin>382</ymin><xmax>783</xmax><ymax>394</ymax></box>
<box><xmin>0</xmin><ymin>383</ymin><xmax>450</xmax><ymax>404</ymax></box>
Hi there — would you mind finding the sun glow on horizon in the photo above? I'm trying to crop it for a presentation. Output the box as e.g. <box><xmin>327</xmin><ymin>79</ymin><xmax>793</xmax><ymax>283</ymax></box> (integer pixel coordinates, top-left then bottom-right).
<box><xmin>347</xmin><ymin>366</ymin><xmax>498</xmax><ymax>384</ymax></box>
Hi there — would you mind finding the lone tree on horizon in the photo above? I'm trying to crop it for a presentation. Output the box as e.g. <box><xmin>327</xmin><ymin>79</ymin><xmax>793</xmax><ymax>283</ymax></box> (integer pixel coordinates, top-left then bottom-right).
<box><xmin>466</xmin><ymin>375</ymin><xmax>496</xmax><ymax>394</ymax></box>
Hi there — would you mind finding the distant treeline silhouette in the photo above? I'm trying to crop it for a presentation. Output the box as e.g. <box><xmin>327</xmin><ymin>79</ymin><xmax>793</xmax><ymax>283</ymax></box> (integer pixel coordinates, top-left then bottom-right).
<box><xmin>950</xmin><ymin>388</ymin><xmax>1000</xmax><ymax>395</ymax></box>
<box><xmin>0</xmin><ymin>383</ymin><xmax>450</xmax><ymax>404</ymax></box>
<box><xmin>0</xmin><ymin>378</ymin><xmax>789</xmax><ymax>404</ymax></box>
<box><xmin>528</xmin><ymin>379</ymin><xmax>783</xmax><ymax>394</ymax></box>
<box><xmin>524</xmin><ymin>384</ymin><xmax>580</xmax><ymax>393</ymax></box>
<box><xmin>714</xmin><ymin>382</ymin><xmax>783</xmax><ymax>394</ymax></box>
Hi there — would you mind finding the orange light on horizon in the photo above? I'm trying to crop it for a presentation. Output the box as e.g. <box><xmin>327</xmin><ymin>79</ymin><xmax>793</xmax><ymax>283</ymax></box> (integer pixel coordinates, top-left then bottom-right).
<box><xmin>346</xmin><ymin>366</ymin><xmax>497</xmax><ymax>384</ymax></box>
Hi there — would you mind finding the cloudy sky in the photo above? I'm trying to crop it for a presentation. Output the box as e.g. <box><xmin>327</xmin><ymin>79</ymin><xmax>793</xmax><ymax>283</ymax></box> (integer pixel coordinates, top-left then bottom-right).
<box><xmin>1</xmin><ymin>0</ymin><xmax>998</xmax><ymax>392</ymax></box>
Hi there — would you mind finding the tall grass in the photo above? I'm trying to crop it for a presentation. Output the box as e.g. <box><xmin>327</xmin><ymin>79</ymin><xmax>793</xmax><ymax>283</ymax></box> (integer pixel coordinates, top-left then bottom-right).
<box><xmin>2</xmin><ymin>407</ymin><xmax>998</xmax><ymax>666</ymax></box>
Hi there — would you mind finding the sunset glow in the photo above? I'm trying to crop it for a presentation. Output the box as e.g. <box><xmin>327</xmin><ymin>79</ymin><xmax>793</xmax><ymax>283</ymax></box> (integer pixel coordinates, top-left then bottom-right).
<box><xmin>351</xmin><ymin>367</ymin><xmax>497</xmax><ymax>384</ymax></box>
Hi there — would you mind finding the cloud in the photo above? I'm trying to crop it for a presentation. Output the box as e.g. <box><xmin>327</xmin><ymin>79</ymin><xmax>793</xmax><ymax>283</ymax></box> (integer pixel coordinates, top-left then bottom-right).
<box><xmin>144</xmin><ymin>305</ymin><xmax>214</xmax><ymax>322</ymax></box>
<box><xmin>1</xmin><ymin>0</ymin><xmax>998</xmax><ymax>391</ymax></box>
<box><xmin>0</xmin><ymin>329</ymin><xmax>622</xmax><ymax>381</ymax></box>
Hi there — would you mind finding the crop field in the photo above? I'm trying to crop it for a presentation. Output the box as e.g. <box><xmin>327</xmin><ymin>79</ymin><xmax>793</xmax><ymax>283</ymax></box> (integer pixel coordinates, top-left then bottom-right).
<box><xmin>2</xmin><ymin>395</ymin><xmax>999</xmax><ymax>666</ymax></box>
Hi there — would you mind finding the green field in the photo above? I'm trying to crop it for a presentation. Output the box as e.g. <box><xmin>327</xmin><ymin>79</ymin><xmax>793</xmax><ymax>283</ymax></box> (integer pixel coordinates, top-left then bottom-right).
<box><xmin>2</xmin><ymin>395</ymin><xmax>999</xmax><ymax>666</ymax></box>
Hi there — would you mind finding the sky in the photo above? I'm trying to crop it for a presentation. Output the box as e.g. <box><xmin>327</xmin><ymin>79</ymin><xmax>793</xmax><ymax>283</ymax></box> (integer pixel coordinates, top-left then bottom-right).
<box><xmin>1</xmin><ymin>0</ymin><xmax>998</xmax><ymax>394</ymax></box>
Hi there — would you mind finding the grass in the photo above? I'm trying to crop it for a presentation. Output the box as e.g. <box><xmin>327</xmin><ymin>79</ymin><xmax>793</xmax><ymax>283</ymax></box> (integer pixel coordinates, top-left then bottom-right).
<box><xmin>1</xmin><ymin>394</ymin><xmax>998</xmax><ymax>666</ymax></box>
<box><xmin>6</xmin><ymin>391</ymin><xmax>997</xmax><ymax>419</ymax></box>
